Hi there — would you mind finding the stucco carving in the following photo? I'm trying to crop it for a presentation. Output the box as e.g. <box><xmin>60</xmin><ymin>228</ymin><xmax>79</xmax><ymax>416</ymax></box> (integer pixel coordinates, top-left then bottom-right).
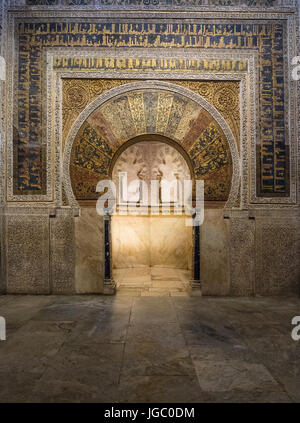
<box><xmin>5</xmin><ymin>214</ymin><xmax>50</xmax><ymax>293</ymax></box>
<box><xmin>50</xmin><ymin>48</ymin><xmax>252</xmax><ymax>207</ymax></box>
<box><xmin>50</xmin><ymin>208</ymin><xmax>76</xmax><ymax>294</ymax></box>
<box><xmin>229</xmin><ymin>217</ymin><xmax>255</xmax><ymax>296</ymax></box>
<box><xmin>63</xmin><ymin>79</ymin><xmax>241</xmax><ymax>152</ymax></box>
<box><xmin>255</xmin><ymin>217</ymin><xmax>300</xmax><ymax>295</ymax></box>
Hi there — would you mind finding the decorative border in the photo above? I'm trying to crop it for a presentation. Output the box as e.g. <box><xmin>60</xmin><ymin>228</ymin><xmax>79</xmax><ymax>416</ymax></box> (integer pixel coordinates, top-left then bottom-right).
<box><xmin>13</xmin><ymin>0</ymin><xmax>299</xmax><ymax>11</ymax></box>
<box><xmin>51</xmin><ymin>48</ymin><xmax>254</xmax><ymax>209</ymax></box>
<box><xmin>47</xmin><ymin>45</ymin><xmax>299</xmax><ymax>206</ymax></box>
<box><xmin>3</xmin><ymin>9</ymin><xmax>299</xmax><ymax>207</ymax></box>
<box><xmin>9</xmin><ymin>17</ymin><xmax>288</xmax><ymax>198</ymax></box>
<box><xmin>6</xmin><ymin>46</ymin><xmax>255</xmax><ymax>205</ymax></box>
<box><xmin>0</xmin><ymin>0</ymin><xmax>7</xmax><ymax>208</ymax></box>
<box><xmin>53</xmin><ymin>56</ymin><xmax>249</xmax><ymax>73</ymax></box>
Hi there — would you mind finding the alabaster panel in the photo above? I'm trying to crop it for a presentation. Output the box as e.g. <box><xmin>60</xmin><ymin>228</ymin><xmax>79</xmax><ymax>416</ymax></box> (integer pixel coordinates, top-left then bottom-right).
<box><xmin>111</xmin><ymin>215</ymin><xmax>151</xmax><ymax>268</ymax></box>
<box><xmin>150</xmin><ymin>216</ymin><xmax>192</xmax><ymax>269</ymax></box>
<box><xmin>74</xmin><ymin>207</ymin><xmax>104</xmax><ymax>293</ymax></box>
<box><xmin>255</xmin><ymin>217</ymin><xmax>300</xmax><ymax>296</ymax></box>
<box><xmin>201</xmin><ymin>208</ymin><xmax>230</xmax><ymax>296</ymax></box>
<box><xmin>111</xmin><ymin>215</ymin><xmax>191</xmax><ymax>269</ymax></box>
<box><xmin>50</xmin><ymin>209</ymin><xmax>75</xmax><ymax>294</ymax></box>
<box><xmin>5</xmin><ymin>214</ymin><xmax>50</xmax><ymax>294</ymax></box>
<box><xmin>229</xmin><ymin>217</ymin><xmax>255</xmax><ymax>296</ymax></box>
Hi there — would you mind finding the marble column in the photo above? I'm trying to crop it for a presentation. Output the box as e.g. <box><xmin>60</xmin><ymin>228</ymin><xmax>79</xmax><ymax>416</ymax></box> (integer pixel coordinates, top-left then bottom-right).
<box><xmin>103</xmin><ymin>214</ymin><xmax>116</xmax><ymax>295</ymax></box>
<box><xmin>189</xmin><ymin>216</ymin><xmax>202</xmax><ymax>295</ymax></box>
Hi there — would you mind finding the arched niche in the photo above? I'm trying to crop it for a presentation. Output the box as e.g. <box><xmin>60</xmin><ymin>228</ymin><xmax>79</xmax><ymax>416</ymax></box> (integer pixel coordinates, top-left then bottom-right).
<box><xmin>64</xmin><ymin>81</ymin><xmax>240</xmax><ymax>295</ymax></box>
<box><xmin>110</xmin><ymin>135</ymin><xmax>194</xmax><ymax>272</ymax></box>
<box><xmin>110</xmin><ymin>134</ymin><xmax>192</xmax><ymax>205</ymax></box>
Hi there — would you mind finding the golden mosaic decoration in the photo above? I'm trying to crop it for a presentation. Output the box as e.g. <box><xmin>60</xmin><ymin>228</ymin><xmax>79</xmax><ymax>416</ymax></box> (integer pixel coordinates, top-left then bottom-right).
<box><xmin>62</xmin><ymin>79</ymin><xmax>240</xmax><ymax>149</ymax></box>
<box><xmin>62</xmin><ymin>79</ymin><xmax>131</xmax><ymax>149</ymax></box>
<box><xmin>170</xmin><ymin>80</ymin><xmax>240</xmax><ymax>148</ymax></box>
<box><xmin>68</xmin><ymin>85</ymin><xmax>234</xmax><ymax>202</ymax></box>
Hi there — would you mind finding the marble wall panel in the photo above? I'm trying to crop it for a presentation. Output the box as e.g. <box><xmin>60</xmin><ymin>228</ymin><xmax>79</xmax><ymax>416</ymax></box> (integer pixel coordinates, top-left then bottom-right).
<box><xmin>111</xmin><ymin>215</ymin><xmax>192</xmax><ymax>269</ymax></box>
<box><xmin>111</xmin><ymin>215</ymin><xmax>151</xmax><ymax>268</ymax></box>
<box><xmin>201</xmin><ymin>208</ymin><xmax>230</xmax><ymax>296</ymax></box>
<box><xmin>150</xmin><ymin>216</ymin><xmax>192</xmax><ymax>269</ymax></box>
<box><xmin>74</xmin><ymin>207</ymin><xmax>104</xmax><ymax>293</ymax></box>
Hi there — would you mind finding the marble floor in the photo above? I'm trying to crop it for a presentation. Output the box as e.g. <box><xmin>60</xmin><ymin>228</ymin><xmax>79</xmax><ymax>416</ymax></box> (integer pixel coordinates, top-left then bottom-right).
<box><xmin>114</xmin><ymin>266</ymin><xmax>190</xmax><ymax>296</ymax></box>
<box><xmin>0</xmin><ymin>294</ymin><xmax>299</xmax><ymax>403</ymax></box>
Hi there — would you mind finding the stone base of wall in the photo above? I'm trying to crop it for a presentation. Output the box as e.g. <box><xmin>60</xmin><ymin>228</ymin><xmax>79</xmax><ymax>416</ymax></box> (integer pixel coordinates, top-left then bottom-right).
<box><xmin>0</xmin><ymin>206</ymin><xmax>299</xmax><ymax>296</ymax></box>
<box><xmin>1</xmin><ymin>206</ymin><xmax>75</xmax><ymax>294</ymax></box>
<box><xmin>226</xmin><ymin>209</ymin><xmax>300</xmax><ymax>296</ymax></box>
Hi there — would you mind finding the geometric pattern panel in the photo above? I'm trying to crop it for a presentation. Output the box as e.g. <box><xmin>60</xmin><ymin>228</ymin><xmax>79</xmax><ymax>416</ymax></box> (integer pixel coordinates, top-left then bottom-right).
<box><xmin>70</xmin><ymin>89</ymin><xmax>232</xmax><ymax>201</ymax></box>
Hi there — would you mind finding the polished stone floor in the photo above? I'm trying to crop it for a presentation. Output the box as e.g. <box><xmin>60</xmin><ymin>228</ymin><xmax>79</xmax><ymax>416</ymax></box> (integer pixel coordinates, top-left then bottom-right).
<box><xmin>114</xmin><ymin>266</ymin><xmax>190</xmax><ymax>296</ymax></box>
<box><xmin>0</xmin><ymin>292</ymin><xmax>299</xmax><ymax>403</ymax></box>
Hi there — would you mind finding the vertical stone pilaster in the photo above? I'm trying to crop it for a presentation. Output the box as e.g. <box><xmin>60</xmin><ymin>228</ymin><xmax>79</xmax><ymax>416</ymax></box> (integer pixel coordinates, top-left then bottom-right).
<box><xmin>74</xmin><ymin>208</ymin><xmax>104</xmax><ymax>294</ymax></box>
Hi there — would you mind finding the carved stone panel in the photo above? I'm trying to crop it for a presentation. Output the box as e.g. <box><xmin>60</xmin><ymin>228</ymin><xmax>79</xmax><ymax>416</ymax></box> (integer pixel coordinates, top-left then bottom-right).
<box><xmin>255</xmin><ymin>218</ymin><xmax>300</xmax><ymax>295</ymax></box>
<box><xmin>50</xmin><ymin>209</ymin><xmax>75</xmax><ymax>294</ymax></box>
<box><xmin>6</xmin><ymin>214</ymin><xmax>50</xmax><ymax>294</ymax></box>
<box><xmin>0</xmin><ymin>208</ymin><xmax>5</xmax><ymax>293</ymax></box>
<box><xmin>229</xmin><ymin>217</ymin><xmax>255</xmax><ymax>296</ymax></box>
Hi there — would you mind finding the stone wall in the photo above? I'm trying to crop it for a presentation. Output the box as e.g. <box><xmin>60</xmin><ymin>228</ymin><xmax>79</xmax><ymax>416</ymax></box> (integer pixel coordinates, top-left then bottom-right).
<box><xmin>201</xmin><ymin>208</ymin><xmax>231</xmax><ymax>296</ymax></box>
<box><xmin>1</xmin><ymin>206</ymin><xmax>299</xmax><ymax>296</ymax></box>
<box><xmin>0</xmin><ymin>2</ymin><xmax>299</xmax><ymax>297</ymax></box>
<box><xmin>0</xmin><ymin>0</ymin><xmax>6</xmax><ymax>294</ymax></box>
<box><xmin>2</xmin><ymin>208</ymin><xmax>76</xmax><ymax>294</ymax></box>
<box><xmin>74</xmin><ymin>207</ymin><xmax>104</xmax><ymax>293</ymax></box>
<box><xmin>227</xmin><ymin>210</ymin><xmax>300</xmax><ymax>297</ymax></box>
<box><xmin>254</xmin><ymin>214</ymin><xmax>300</xmax><ymax>296</ymax></box>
